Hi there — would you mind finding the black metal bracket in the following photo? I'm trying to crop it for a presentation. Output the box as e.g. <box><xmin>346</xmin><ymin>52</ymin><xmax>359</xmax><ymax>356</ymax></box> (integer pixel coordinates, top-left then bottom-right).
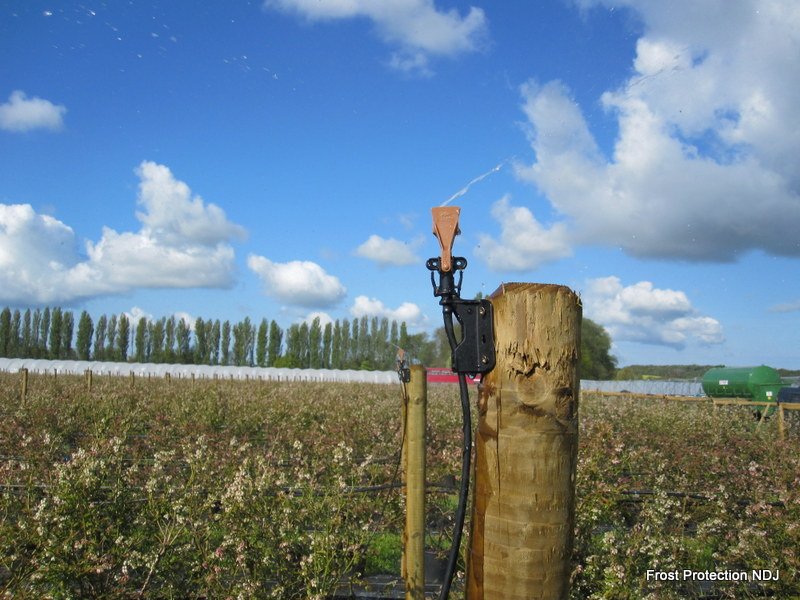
<box><xmin>426</xmin><ymin>256</ymin><xmax>495</xmax><ymax>377</ymax></box>
<box><xmin>449</xmin><ymin>298</ymin><xmax>495</xmax><ymax>375</ymax></box>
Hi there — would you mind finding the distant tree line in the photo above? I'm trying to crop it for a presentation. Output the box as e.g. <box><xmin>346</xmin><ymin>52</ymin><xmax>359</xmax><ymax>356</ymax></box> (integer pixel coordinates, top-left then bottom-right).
<box><xmin>0</xmin><ymin>306</ymin><xmax>618</xmax><ymax>377</ymax></box>
<box><xmin>0</xmin><ymin>306</ymin><xmax>451</xmax><ymax>370</ymax></box>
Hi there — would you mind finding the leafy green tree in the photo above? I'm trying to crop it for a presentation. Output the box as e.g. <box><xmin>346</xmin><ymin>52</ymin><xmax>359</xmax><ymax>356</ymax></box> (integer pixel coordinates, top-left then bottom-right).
<box><xmin>322</xmin><ymin>322</ymin><xmax>332</xmax><ymax>368</ymax></box>
<box><xmin>298</xmin><ymin>322</ymin><xmax>310</xmax><ymax>367</ymax></box>
<box><xmin>94</xmin><ymin>314</ymin><xmax>107</xmax><ymax>360</ymax></box>
<box><xmin>350</xmin><ymin>319</ymin><xmax>359</xmax><ymax>367</ymax></box>
<box><xmin>376</xmin><ymin>318</ymin><xmax>389</xmax><ymax>368</ymax></box>
<box><xmin>106</xmin><ymin>314</ymin><xmax>118</xmax><ymax>361</ymax></box>
<box><xmin>279</xmin><ymin>323</ymin><xmax>302</xmax><ymax>368</ymax></box>
<box><xmin>61</xmin><ymin>311</ymin><xmax>74</xmax><ymax>358</ymax></box>
<box><xmin>267</xmin><ymin>320</ymin><xmax>282</xmax><ymax>366</ymax></box>
<box><xmin>231</xmin><ymin>318</ymin><xmax>254</xmax><ymax>366</ymax></box>
<box><xmin>210</xmin><ymin>319</ymin><xmax>221</xmax><ymax>364</ymax></box>
<box><xmin>0</xmin><ymin>308</ymin><xmax>11</xmax><ymax>357</ymax></box>
<box><xmin>31</xmin><ymin>309</ymin><xmax>41</xmax><ymax>358</ymax></box>
<box><xmin>176</xmin><ymin>318</ymin><xmax>191</xmax><ymax>363</ymax></box>
<box><xmin>203</xmin><ymin>319</ymin><xmax>213</xmax><ymax>364</ymax></box>
<box><xmin>134</xmin><ymin>317</ymin><xmax>147</xmax><ymax>363</ymax></box>
<box><xmin>221</xmin><ymin>320</ymin><xmax>231</xmax><ymax>365</ymax></box>
<box><xmin>404</xmin><ymin>331</ymin><xmax>435</xmax><ymax>365</ymax></box>
<box><xmin>39</xmin><ymin>307</ymin><xmax>50</xmax><ymax>358</ymax></box>
<box><xmin>9</xmin><ymin>310</ymin><xmax>21</xmax><ymax>357</ymax></box>
<box><xmin>309</xmin><ymin>317</ymin><xmax>322</xmax><ymax>368</ymax></box>
<box><xmin>331</xmin><ymin>320</ymin><xmax>342</xmax><ymax>369</ymax></box>
<box><xmin>22</xmin><ymin>309</ymin><xmax>32</xmax><ymax>357</ymax></box>
<box><xmin>49</xmin><ymin>307</ymin><xmax>63</xmax><ymax>359</ymax></box>
<box><xmin>194</xmin><ymin>317</ymin><xmax>207</xmax><ymax>365</ymax></box>
<box><xmin>340</xmin><ymin>319</ymin><xmax>351</xmax><ymax>368</ymax></box>
<box><xmin>76</xmin><ymin>311</ymin><xmax>94</xmax><ymax>361</ymax></box>
<box><xmin>580</xmin><ymin>318</ymin><xmax>617</xmax><ymax>380</ymax></box>
<box><xmin>358</xmin><ymin>316</ymin><xmax>369</xmax><ymax>365</ymax></box>
<box><xmin>164</xmin><ymin>316</ymin><xmax>175</xmax><ymax>363</ymax></box>
<box><xmin>150</xmin><ymin>318</ymin><xmax>165</xmax><ymax>363</ymax></box>
<box><xmin>398</xmin><ymin>322</ymin><xmax>409</xmax><ymax>353</ymax></box>
<box><xmin>245</xmin><ymin>318</ymin><xmax>256</xmax><ymax>366</ymax></box>
<box><xmin>117</xmin><ymin>314</ymin><xmax>130</xmax><ymax>361</ymax></box>
<box><xmin>431</xmin><ymin>326</ymin><xmax>451</xmax><ymax>368</ymax></box>
<box><xmin>256</xmin><ymin>318</ymin><xmax>268</xmax><ymax>367</ymax></box>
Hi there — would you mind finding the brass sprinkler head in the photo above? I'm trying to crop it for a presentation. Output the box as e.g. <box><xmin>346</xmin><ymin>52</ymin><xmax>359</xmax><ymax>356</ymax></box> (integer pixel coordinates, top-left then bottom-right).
<box><xmin>431</xmin><ymin>206</ymin><xmax>461</xmax><ymax>272</ymax></box>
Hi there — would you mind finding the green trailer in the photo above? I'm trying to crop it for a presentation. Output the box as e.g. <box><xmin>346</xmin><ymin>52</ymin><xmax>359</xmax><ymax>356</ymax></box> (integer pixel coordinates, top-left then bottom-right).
<box><xmin>701</xmin><ymin>366</ymin><xmax>786</xmax><ymax>403</ymax></box>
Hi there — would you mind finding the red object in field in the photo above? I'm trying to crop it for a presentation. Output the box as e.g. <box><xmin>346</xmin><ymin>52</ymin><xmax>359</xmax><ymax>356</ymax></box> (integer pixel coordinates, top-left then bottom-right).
<box><xmin>425</xmin><ymin>367</ymin><xmax>481</xmax><ymax>385</ymax></box>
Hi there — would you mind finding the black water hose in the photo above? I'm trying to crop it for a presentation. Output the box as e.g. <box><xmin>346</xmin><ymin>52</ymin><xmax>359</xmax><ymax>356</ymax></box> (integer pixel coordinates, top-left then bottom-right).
<box><xmin>438</xmin><ymin>371</ymin><xmax>471</xmax><ymax>599</ymax></box>
<box><xmin>438</xmin><ymin>310</ymin><xmax>472</xmax><ymax>599</ymax></box>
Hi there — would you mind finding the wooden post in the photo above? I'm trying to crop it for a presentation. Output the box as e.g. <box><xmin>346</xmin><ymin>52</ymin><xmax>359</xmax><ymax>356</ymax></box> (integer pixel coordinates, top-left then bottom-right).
<box><xmin>20</xmin><ymin>368</ymin><xmax>28</xmax><ymax>402</ymax></box>
<box><xmin>467</xmin><ymin>283</ymin><xmax>581</xmax><ymax>600</ymax></box>
<box><xmin>85</xmin><ymin>369</ymin><xmax>93</xmax><ymax>391</ymax></box>
<box><xmin>777</xmin><ymin>403</ymin><xmax>785</xmax><ymax>441</ymax></box>
<box><xmin>403</xmin><ymin>364</ymin><xmax>426</xmax><ymax>599</ymax></box>
<box><xmin>129</xmin><ymin>371</ymin><xmax>135</xmax><ymax>388</ymax></box>
<box><xmin>757</xmin><ymin>406</ymin><xmax>768</xmax><ymax>428</ymax></box>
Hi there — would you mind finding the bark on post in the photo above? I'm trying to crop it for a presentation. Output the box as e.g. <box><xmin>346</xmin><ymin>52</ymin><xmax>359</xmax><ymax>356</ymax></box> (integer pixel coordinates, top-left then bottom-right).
<box><xmin>20</xmin><ymin>368</ymin><xmax>28</xmax><ymax>402</ymax></box>
<box><xmin>467</xmin><ymin>283</ymin><xmax>581</xmax><ymax>600</ymax></box>
<box><xmin>403</xmin><ymin>364</ymin><xmax>426</xmax><ymax>599</ymax></box>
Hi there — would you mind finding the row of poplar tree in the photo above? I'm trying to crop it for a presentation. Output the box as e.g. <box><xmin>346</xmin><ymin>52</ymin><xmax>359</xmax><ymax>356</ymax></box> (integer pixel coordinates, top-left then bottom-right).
<box><xmin>0</xmin><ymin>306</ymin><xmax>447</xmax><ymax>370</ymax></box>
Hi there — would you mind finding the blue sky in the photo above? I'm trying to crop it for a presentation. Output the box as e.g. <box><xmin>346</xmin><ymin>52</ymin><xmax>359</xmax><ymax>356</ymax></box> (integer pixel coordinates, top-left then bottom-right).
<box><xmin>1</xmin><ymin>0</ymin><xmax>799</xmax><ymax>368</ymax></box>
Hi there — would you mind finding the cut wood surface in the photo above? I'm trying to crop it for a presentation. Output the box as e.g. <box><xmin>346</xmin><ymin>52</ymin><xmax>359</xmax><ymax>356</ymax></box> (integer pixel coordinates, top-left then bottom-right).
<box><xmin>467</xmin><ymin>283</ymin><xmax>581</xmax><ymax>600</ymax></box>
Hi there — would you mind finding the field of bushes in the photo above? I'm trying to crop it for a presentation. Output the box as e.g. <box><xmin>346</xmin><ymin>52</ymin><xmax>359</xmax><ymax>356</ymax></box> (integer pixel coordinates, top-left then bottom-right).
<box><xmin>1</xmin><ymin>372</ymin><xmax>798</xmax><ymax>599</ymax></box>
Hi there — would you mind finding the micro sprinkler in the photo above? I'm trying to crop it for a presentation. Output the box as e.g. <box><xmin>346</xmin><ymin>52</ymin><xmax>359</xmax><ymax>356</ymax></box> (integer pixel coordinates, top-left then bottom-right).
<box><xmin>427</xmin><ymin>206</ymin><xmax>495</xmax><ymax>599</ymax></box>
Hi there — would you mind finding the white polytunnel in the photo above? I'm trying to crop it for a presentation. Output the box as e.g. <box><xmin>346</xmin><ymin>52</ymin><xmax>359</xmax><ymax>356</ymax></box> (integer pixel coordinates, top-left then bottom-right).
<box><xmin>0</xmin><ymin>358</ymin><xmax>400</xmax><ymax>385</ymax></box>
<box><xmin>581</xmin><ymin>380</ymin><xmax>704</xmax><ymax>396</ymax></box>
<box><xmin>2</xmin><ymin>359</ymin><xmax>710</xmax><ymax>393</ymax></box>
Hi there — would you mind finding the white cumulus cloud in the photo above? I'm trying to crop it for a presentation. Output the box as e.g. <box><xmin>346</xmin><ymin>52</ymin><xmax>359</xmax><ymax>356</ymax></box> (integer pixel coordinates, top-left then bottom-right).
<box><xmin>135</xmin><ymin>161</ymin><xmax>246</xmax><ymax>246</ymax></box>
<box><xmin>354</xmin><ymin>234</ymin><xmax>420</xmax><ymax>267</ymax></box>
<box><xmin>0</xmin><ymin>90</ymin><xmax>66</xmax><ymax>132</ymax></box>
<box><xmin>583</xmin><ymin>276</ymin><xmax>724</xmax><ymax>349</ymax></box>
<box><xmin>263</xmin><ymin>0</ymin><xmax>487</xmax><ymax>75</ymax></box>
<box><xmin>0</xmin><ymin>162</ymin><xmax>245</xmax><ymax>304</ymax></box>
<box><xmin>515</xmin><ymin>0</ymin><xmax>800</xmax><ymax>261</ymax></box>
<box><xmin>475</xmin><ymin>195</ymin><xmax>572</xmax><ymax>272</ymax></box>
<box><xmin>350</xmin><ymin>295</ymin><xmax>426</xmax><ymax>328</ymax></box>
<box><xmin>247</xmin><ymin>255</ymin><xmax>347</xmax><ymax>308</ymax></box>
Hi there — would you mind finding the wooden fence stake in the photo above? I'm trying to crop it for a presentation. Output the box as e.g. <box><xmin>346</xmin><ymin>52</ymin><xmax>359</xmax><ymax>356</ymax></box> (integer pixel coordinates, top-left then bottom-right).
<box><xmin>85</xmin><ymin>369</ymin><xmax>93</xmax><ymax>392</ymax></box>
<box><xmin>403</xmin><ymin>364</ymin><xmax>426</xmax><ymax>599</ymax></box>
<box><xmin>467</xmin><ymin>283</ymin><xmax>581</xmax><ymax>600</ymax></box>
<box><xmin>778</xmin><ymin>403</ymin><xmax>785</xmax><ymax>441</ymax></box>
<box><xmin>20</xmin><ymin>368</ymin><xmax>28</xmax><ymax>402</ymax></box>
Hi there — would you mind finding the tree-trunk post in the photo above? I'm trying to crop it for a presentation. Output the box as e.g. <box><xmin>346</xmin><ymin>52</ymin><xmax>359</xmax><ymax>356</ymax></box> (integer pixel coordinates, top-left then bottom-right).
<box><xmin>20</xmin><ymin>368</ymin><xmax>28</xmax><ymax>402</ymax></box>
<box><xmin>777</xmin><ymin>403</ymin><xmax>785</xmax><ymax>441</ymax></box>
<box><xmin>467</xmin><ymin>283</ymin><xmax>581</xmax><ymax>600</ymax></box>
<box><xmin>403</xmin><ymin>364</ymin><xmax>426</xmax><ymax>599</ymax></box>
<box><xmin>85</xmin><ymin>369</ymin><xmax>93</xmax><ymax>392</ymax></box>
